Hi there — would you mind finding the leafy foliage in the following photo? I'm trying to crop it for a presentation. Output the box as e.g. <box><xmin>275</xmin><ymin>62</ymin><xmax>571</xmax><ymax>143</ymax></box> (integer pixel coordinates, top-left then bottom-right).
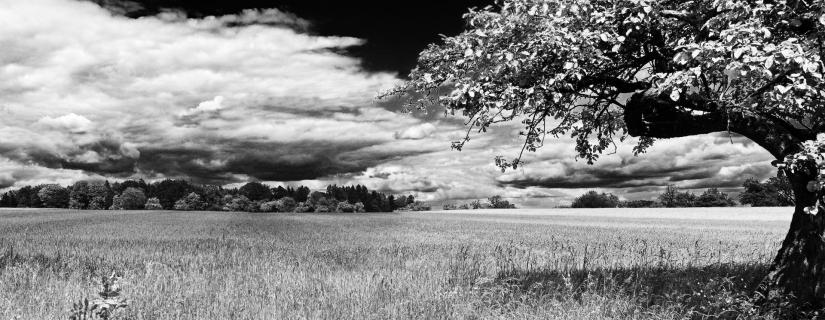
<box><xmin>740</xmin><ymin>172</ymin><xmax>795</xmax><ymax>206</ymax></box>
<box><xmin>387</xmin><ymin>0</ymin><xmax>825</xmax><ymax>187</ymax></box>
<box><xmin>110</xmin><ymin>187</ymin><xmax>146</xmax><ymax>210</ymax></box>
<box><xmin>37</xmin><ymin>184</ymin><xmax>69</xmax><ymax>209</ymax></box>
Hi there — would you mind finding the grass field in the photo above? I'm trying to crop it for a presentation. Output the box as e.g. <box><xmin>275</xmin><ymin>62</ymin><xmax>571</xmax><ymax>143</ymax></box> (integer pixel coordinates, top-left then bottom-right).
<box><xmin>0</xmin><ymin>208</ymin><xmax>792</xmax><ymax>319</ymax></box>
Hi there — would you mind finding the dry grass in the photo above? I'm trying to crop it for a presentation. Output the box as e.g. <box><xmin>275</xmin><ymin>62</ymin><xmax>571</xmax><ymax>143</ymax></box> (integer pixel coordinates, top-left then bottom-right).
<box><xmin>0</xmin><ymin>208</ymin><xmax>791</xmax><ymax>319</ymax></box>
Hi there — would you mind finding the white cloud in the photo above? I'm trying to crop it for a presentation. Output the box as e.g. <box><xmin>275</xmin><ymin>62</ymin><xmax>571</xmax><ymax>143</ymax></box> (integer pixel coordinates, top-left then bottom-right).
<box><xmin>178</xmin><ymin>96</ymin><xmax>225</xmax><ymax>116</ymax></box>
<box><xmin>395</xmin><ymin>123</ymin><xmax>436</xmax><ymax>140</ymax></box>
<box><xmin>37</xmin><ymin>113</ymin><xmax>93</xmax><ymax>133</ymax></box>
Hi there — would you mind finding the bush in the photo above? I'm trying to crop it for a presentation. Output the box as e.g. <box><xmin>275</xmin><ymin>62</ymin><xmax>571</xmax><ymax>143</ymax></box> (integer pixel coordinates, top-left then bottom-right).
<box><xmin>314</xmin><ymin>205</ymin><xmax>332</xmax><ymax>213</ymax></box>
<box><xmin>398</xmin><ymin>201</ymin><xmax>431</xmax><ymax>211</ymax></box>
<box><xmin>222</xmin><ymin>195</ymin><xmax>252</xmax><ymax>212</ymax></box>
<box><xmin>174</xmin><ymin>192</ymin><xmax>206</xmax><ymax>211</ymax></box>
<box><xmin>276</xmin><ymin>197</ymin><xmax>297</xmax><ymax>212</ymax></box>
<box><xmin>620</xmin><ymin>200</ymin><xmax>657</xmax><ymax>208</ymax></box>
<box><xmin>488</xmin><ymin>195</ymin><xmax>517</xmax><ymax>209</ymax></box>
<box><xmin>110</xmin><ymin>187</ymin><xmax>146</xmax><ymax>210</ymax></box>
<box><xmin>144</xmin><ymin>197</ymin><xmax>163</xmax><ymax>210</ymax></box>
<box><xmin>337</xmin><ymin>202</ymin><xmax>356</xmax><ymax>213</ymax></box>
<box><xmin>294</xmin><ymin>202</ymin><xmax>312</xmax><ymax>213</ymax></box>
<box><xmin>571</xmin><ymin>191</ymin><xmax>620</xmax><ymax>208</ymax></box>
<box><xmin>695</xmin><ymin>188</ymin><xmax>736</xmax><ymax>207</ymax></box>
<box><xmin>259</xmin><ymin>201</ymin><xmax>279</xmax><ymax>212</ymax></box>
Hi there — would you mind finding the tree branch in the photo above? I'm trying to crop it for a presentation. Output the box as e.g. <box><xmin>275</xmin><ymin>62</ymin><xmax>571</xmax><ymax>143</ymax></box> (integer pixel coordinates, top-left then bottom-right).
<box><xmin>624</xmin><ymin>90</ymin><xmax>807</xmax><ymax>159</ymax></box>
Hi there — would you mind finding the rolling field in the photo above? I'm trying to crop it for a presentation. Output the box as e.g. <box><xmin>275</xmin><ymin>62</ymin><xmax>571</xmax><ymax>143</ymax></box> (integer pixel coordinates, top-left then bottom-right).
<box><xmin>0</xmin><ymin>208</ymin><xmax>792</xmax><ymax>319</ymax></box>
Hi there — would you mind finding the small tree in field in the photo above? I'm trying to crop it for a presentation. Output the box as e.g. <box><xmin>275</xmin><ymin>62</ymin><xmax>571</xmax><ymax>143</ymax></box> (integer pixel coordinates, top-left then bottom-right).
<box><xmin>390</xmin><ymin>0</ymin><xmax>825</xmax><ymax>305</ymax></box>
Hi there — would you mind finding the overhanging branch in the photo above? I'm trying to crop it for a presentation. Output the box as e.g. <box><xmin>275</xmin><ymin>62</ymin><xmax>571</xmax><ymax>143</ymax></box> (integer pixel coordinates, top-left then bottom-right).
<box><xmin>624</xmin><ymin>90</ymin><xmax>807</xmax><ymax>159</ymax></box>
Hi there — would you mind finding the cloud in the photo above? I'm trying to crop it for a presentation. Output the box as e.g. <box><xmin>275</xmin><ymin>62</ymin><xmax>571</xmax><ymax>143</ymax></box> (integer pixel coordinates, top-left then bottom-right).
<box><xmin>178</xmin><ymin>96</ymin><xmax>225</xmax><ymax>117</ymax></box>
<box><xmin>395</xmin><ymin>123</ymin><xmax>436</xmax><ymax>139</ymax></box>
<box><xmin>37</xmin><ymin>113</ymin><xmax>93</xmax><ymax>133</ymax></box>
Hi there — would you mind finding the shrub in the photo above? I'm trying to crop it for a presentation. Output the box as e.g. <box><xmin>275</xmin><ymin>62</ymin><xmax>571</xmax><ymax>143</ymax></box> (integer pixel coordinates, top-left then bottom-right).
<box><xmin>337</xmin><ymin>201</ymin><xmax>356</xmax><ymax>213</ymax></box>
<box><xmin>488</xmin><ymin>195</ymin><xmax>517</xmax><ymax>209</ymax></box>
<box><xmin>695</xmin><ymin>188</ymin><xmax>736</xmax><ymax>207</ymax></box>
<box><xmin>620</xmin><ymin>200</ymin><xmax>657</xmax><ymax>208</ymax></box>
<box><xmin>110</xmin><ymin>188</ymin><xmax>146</xmax><ymax>210</ymax></box>
<box><xmin>222</xmin><ymin>195</ymin><xmax>252</xmax><ymax>212</ymax></box>
<box><xmin>314</xmin><ymin>205</ymin><xmax>332</xmax><ymax>213</ymax></box>
<box><xmin>174</xmin><ymin>192</ymin><xmax>207</xmax><ymax>211</ymax></box>
<box><xmin>353</xmin><ymin>202</ymin><xmax>365</xmax><ymax>213</ymax></box>
<box><xmin>276</xmin><ymin>197</ymin><xmax>297</xmax><ymax>212</ymax></box>
<box><xmin>294</xmin><ymin>202</ymin><xmax>312</xmax><ymax>213</ymax></box>
<box><xmin>144</xmin><ymin>197</ymin><xmax>163</xmax><ymax>210</ymax></box>
<box><xmin>259</xmin><ymin>201</ymin><xmax>279</xmax><ymax>212</ymax></box>
<box><xmin>571</xmin><ymin>191</ymin><xmax>620</xmax><ymax>208</ymax></box>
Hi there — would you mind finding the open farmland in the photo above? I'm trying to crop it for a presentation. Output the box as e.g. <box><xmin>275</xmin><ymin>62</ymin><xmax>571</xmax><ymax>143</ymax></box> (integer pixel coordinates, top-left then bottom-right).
<box><xmin>0</xmin><ymin>208</ymin><xmax>792</xmax><ymax>319</ymax></box>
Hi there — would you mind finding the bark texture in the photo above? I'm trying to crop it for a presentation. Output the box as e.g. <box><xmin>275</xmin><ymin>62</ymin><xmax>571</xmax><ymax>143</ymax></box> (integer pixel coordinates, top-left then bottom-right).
<box><xmin>758</xmin><ymin>171</ymin><xmax>825</xmax><ymax>306</ymax></box>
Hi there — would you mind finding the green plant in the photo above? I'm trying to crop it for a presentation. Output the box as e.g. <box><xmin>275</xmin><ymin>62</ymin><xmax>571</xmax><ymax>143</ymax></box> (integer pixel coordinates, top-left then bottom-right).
<box><xmin>69</xmin><ymin>273</ymin><xmax>128</xmax><ymax>320</ymax></box>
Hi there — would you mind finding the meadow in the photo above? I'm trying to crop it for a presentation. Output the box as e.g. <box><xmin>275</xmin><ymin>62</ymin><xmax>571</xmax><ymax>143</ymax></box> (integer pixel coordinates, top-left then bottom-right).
<box><xmin>0</xmin><ymin>207</ymin><xmax>792</xmax><ymax>319</ymax></box>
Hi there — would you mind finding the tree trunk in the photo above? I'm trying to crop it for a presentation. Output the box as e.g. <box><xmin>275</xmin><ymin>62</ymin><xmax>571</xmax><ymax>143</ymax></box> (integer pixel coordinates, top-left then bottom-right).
<box><xmin>758</xmin><ymin>170</ymin><xmax>825</xmax><ymax>307</ymax></box>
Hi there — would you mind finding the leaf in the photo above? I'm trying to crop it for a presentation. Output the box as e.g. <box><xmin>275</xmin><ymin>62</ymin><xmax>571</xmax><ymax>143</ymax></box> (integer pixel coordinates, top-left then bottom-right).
<box><xmin>764</xmin><ymin>56</ymin><xmax>774</xmax><ymax>69</ymax></box>
<box><xmin>669</xmin><ymin>89</ymin><xmax>680</xmax><ymax>101</ymax></box>
<box><xmin>733</xmin><ymin>47</ymin><xmax>746</xmax><ymax>59</ymax></box>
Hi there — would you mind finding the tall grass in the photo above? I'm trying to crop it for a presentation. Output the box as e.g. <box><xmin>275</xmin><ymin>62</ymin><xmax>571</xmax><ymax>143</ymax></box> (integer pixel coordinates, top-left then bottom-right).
<box><xmin>0</xmin><ymin>208</ymin><xmax>789</xmax><ymax>319</ymax></box>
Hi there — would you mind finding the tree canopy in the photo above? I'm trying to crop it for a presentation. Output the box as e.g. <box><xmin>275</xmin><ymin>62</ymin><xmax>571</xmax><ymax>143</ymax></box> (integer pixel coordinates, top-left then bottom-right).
<box><xmin>389</xmin><ymin>0</ymin><xmax>825</xmax><ymax>175</ymax></box>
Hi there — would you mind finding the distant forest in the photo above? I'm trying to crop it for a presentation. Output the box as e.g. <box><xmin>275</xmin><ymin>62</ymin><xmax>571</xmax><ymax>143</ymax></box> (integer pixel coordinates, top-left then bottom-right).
<box><xmin>0</xmin><ymin>180</ymin><xmax>420</xmax><ymax>213</ymax></box>
<box><xmin>571</xmin><ymin>173</ymin><xmax>795</xmax><ymax>208</ymax></box>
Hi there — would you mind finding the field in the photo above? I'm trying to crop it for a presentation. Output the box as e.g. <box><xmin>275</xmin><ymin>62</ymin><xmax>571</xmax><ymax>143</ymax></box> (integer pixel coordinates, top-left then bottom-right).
<box><xmin>0</xmin><ymin>207</ymin><xmax>792</xmax><ymax>319</ymax></box>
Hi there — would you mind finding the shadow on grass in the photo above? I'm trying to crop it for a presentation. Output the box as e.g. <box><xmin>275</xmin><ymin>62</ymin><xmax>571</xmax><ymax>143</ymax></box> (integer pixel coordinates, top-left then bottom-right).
<box><xmin>480</xmin><ymin>263</ymin><xmax>775</xmax><ymax>318</ymax></box>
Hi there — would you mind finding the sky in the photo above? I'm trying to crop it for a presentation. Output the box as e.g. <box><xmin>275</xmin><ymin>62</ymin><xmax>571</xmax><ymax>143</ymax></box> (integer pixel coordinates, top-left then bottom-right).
<box><xmin>0</xmin><ymin>0</ymin><xmax>778</xmax><ymax>206</ymax></box>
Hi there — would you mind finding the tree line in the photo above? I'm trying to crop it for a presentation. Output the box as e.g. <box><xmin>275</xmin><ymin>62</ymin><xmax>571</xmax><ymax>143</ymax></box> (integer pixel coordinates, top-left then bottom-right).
<box><xmin>0</xmin><ymin>180</ymin><xmax>418</xmax><ymax>213</ymax></box>
<box><xmin>442</xmin><ymin>195</ymin><xmax>517</xmax><ymax>210</ymax></box>
<box><xmin>571</xmin><ymin>173</ymin><xmax>795</xmax><ymax>208</ymax></box>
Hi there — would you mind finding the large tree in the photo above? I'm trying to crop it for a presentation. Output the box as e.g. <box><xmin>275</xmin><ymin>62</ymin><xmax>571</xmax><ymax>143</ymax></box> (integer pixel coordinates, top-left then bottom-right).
<box><xmin>390</xmin><ymin>0</ymin><xmax>825</xmax><ymax>306</ymax></box>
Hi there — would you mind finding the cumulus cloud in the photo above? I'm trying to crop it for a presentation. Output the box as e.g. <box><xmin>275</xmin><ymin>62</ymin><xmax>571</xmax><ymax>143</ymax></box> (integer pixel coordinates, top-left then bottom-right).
<box><xmin>178</xmin><ymin>96</ymin><xmax>225</xmax><ymax>117</ymax></box>
<box><xmin>37</xmin><ymin>113</ymin><xmax>94</xmax><ymax>133</ymax></box>
<box><xmin>395</xmin><ymin>123</ymin><xmax>436</xmax><ymax>140</ymax></box>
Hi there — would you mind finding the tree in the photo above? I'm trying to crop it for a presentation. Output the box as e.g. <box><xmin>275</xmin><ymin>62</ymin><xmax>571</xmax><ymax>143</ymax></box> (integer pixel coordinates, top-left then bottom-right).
<box><xmin>110</xmin><ymin>187</ymin><xmax>146</xmax><ymax>210</ymax></box>
<box><xmin>571</xmin><ymin>191</ymin><xmax>619</xmax><ymax>208</ymax></box>
<box><xmin>149</xmin><ymin>179</ymin><xmax>191</xmax><ymax>210</ymax></box>
<box><xmin>695</xmin><ymin>188</ymin><xmax>737</xmax><ymax>207</ymax></box>
<box><xmin>658</xmin><ymin>185</ymin><xmax>679</xmax><ymax>208</ymax></box>
<box><xmin>37</xmin><ymin>184</ymin><xmax>69</xmax><ymax>208</ymax></box>
<box><xmin>222</xmin><ymin>195</ymin><xmax>252</xmax><ymax>212</ymax></box>
<box><xmin>391</xmin><ymin>0</ymin><xmax>825</xmax><ymax>304</ymax></box>
<box><xmin>239</xmin><ymin>182</ymin><xmax>272</xmax><ymax>202</ymax></box>
<box><xmin>173</xmin><ymin>192</ymin><xmax>206</xmax><ymax>211</ymax></box>
<box><xmin>275</xmin><ymin>197</ymin><xmax>297</xmax><ymax>212</ymax></box>
<box><xmin>144</xmin><ymin>197</ymin><xmax>163</xmax><ymax>210</ymax></box>
<box><xmin>741</xmin><ymin>172</ymin><xmax>796</xmax><ymax>206</ymax></box>
<box><xmin>88</xmin><ymin>182</ymin><xmax>111</xmax><ymax>210</ymax></box>
<box><xmin>69</xmin><ymin>181</ymin><xmax>90</xmax><ymax>209</ymax></box>
<box><xmin>0</xmin><ymin>191</ymin><xmax>17</xmax><ymax>207</ymax></box>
